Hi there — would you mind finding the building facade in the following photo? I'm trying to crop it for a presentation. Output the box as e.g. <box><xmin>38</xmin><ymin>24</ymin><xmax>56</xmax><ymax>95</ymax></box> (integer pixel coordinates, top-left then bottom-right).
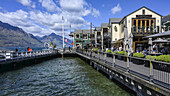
<box><xmin>110</xmin><ymin>6</ymin><xmax>162</xmax><ymax>52</ymax></box>
<box><xmin>73</xmin><ymin>30</ymin><xmax>95</xmax><ymax>48</ymax></box>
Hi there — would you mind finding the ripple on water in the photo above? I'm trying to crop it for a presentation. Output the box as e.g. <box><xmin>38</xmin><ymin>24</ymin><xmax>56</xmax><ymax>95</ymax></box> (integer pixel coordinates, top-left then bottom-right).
<box><xmin>0</xmin><ymin>58</ymin><xmax>134</xmax><ymax>96</ymax></box>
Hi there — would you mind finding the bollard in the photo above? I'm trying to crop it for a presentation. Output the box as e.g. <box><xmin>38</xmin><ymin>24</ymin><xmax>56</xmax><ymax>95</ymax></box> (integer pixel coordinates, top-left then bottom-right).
<box><xmin>149</xmin><ymin>59</ymin><xmax>153</xmax><ymax>82</ymax></box>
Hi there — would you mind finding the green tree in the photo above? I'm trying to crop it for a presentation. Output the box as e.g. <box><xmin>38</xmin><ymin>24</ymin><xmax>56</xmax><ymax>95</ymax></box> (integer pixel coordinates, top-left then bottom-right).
<box><xmin>53</xmin><ymin>44</ymin><xmax>56</xmax><ymax>49</ymax></box>
<box><xmin>50</xmin><ymin>42</ymin><xmax>53</xmax><ymax>46</ymax></box>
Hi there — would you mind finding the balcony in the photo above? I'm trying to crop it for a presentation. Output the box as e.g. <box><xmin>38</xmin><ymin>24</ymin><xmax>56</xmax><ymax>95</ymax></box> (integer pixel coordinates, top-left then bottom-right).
<box><xmin>132</xmin><ymin>26</ymin><xmax>159</xmax><ymax>36</ymax></box>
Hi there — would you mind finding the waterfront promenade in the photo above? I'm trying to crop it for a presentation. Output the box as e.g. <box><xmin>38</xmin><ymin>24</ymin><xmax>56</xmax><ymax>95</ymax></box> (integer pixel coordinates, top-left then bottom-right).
<box><xmin>76</xmin><ymin>49</ymin><xmax>170</xmax><ymax>96</ymax></box>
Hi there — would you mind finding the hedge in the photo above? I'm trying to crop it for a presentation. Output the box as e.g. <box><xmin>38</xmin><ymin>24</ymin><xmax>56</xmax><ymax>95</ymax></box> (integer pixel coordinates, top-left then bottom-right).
<box><xmin>133</xmin><ymin>53</ymin><xmax>144</xmax><ymax>58</ymax></box>
<box><xmin>106</xmin><ymin>50</ymin><xmax>112</xmax><ymax>53</ymax></box>
<box><xmin>94</xmin><ymin>48</ymin><xmax>98</xmax><ymax>51</ymax></box>
<box><xmin>156</xmin><ymin>55</ymin><xmax>170</xmax><ymax>63</ymax></box>
<box><xmin>145</xmin><ymin>55</ymin><xmax>157</xmax><ymax>60</ymax></box>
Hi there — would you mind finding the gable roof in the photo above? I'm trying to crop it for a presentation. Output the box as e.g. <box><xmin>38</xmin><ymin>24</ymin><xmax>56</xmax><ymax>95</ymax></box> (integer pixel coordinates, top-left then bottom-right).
<box><xmin>120</xmin><ymin>6</ymin><xmax>162</xmax><ymax>23</ymax></box>
<box><xmin>101</xmin><ymin>23</ymin><xmax>108</xmax><ymax>28</ymax></box>
<box><xmin>74</xmin><ymin>29</ymin><xmax>94</xmax><ymax>34</ymax></box>
<box><xmin>109</xmin><ymin>18</ymin><xmax>122</xmax><ymax>23</ymax></box>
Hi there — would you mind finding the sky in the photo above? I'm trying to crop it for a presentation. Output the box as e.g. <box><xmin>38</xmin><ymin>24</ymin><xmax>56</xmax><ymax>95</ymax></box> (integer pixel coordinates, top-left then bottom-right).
<box><xmin>0</xmin><ymin>0</ymin><xmax>169</xmax><ymax>39</ymax></box>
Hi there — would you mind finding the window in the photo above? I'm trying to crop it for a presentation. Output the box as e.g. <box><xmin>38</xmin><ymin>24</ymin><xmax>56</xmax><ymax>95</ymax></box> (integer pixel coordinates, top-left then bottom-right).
<box><xmin>169</xmin><ymin>26</ymin><xmax>170</xmax><ymax>31</ymax></box>
<box><xmin>76</xmin><ymin>34</ymin><xmax>79</xmax><ymax>38</ymax></box>
<box><xmin>115</xmin><ymin>38</ymin><xmax>117</xmax><ymax>41</ymax></box>
<box><xmin>83</xmin><ymin>34</ymin><xmax>87</xmax><ymax>39</ymax></box>
<box><xmin>114</xmin><ymin>26</ymin><xmax>117</xmax><ymax>32</ymax></box>
<box><xmin>142</xmin><ymin>10</ymin><xmax>145</xmax><ymax>15</ymax></box>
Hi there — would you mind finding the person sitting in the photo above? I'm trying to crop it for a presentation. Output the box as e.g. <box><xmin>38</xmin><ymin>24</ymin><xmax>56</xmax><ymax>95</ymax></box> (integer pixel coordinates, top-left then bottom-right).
<box><xmin>143</xmin><ymin>48</ymin><xmax>148</xmax><ymax>56</ymax></box>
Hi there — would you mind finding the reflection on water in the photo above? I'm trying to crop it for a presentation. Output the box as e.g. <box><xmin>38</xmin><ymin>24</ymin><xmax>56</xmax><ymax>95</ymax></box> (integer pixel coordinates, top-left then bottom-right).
<box><xmin>0</xmin><ymin>58</ymin><xmax>134</xmax><ymax>96</ymax></box>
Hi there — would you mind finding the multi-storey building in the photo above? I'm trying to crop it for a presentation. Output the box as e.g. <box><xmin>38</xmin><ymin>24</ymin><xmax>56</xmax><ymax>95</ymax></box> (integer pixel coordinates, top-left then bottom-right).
<box><xmin>73</xmin><ymin>29</ymin><xmax>95</xmax><ymax>48</ymax></box>
<box><xmin>110</xmin><ymin>6</ymin><xmax>162</xmax><ymax>52</ymax></box>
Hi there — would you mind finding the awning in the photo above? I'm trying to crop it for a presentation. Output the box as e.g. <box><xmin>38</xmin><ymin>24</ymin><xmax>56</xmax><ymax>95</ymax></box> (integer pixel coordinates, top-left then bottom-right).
<box><xmin>143</xmin><ymin>30</ymin><xmax>170</xmax><ymax>38</ymax></box>
<box><xmin>153</xmin><ymin>38</ymin><xmax>170</xmax><ymax>43</ymax></box>
<box><xmin>94</xmin><ymin>43</ymin><xmax>101</xmax><ymax>45</ymax></box>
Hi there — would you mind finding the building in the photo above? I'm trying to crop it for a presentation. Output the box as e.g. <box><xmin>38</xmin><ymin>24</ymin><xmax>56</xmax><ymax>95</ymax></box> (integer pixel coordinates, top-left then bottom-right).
<box><xmin>73</xmin><ymin>29</ymin><xmax>95</xmax><ymax>48</ymax></box>
<box><xmin>111</xmin><ymin>6</ymin><xmax>162</xmax><ymax>52</ymax></box>
<box><xmin>162</xmin><ymin>15</ymin><xmax>170</xmax><ymax>32</ymax></box>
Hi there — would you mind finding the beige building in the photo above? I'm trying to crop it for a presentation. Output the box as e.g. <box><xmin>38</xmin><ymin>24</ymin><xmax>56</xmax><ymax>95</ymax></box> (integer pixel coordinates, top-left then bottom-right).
<box><xmin>110</xmin><ymin>6</ymin><xmax>162</xmax><ymax>52</ymax></box>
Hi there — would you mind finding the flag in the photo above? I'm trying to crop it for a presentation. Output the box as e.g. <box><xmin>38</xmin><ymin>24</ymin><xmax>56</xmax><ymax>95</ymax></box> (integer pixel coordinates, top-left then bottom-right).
<box><xmin>65</xmin><ymin>39</ymin><xmax>67</xmax><ymax>42</ymax></box>
<box><xmin>71</xmin><ymin>42</ymin><xmax>74</xmax><ymax>45</ymax></box>
<box><xmin>27</xmin><ymin>47</ymin><xmax>32</xmax><ymax>52</ymax></box>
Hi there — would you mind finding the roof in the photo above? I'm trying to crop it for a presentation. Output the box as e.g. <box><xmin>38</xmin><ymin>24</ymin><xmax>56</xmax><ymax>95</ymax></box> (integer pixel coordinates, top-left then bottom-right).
<box><xmin>120</xmin><ymin>6</ymin><xmax>162</xmax><ymax>23</ymax></box>
<box><xmin>101</xmin><ymin>23</ymin><xmax>108</xmax><ymax>28</ymax></box>
<box><xmin>74</xmin><ymin>29</ymin><xmax>95</xmax><ymax>34</ymax></box>
<box><xmin>144</xmin><ymin>30</ymin><xmax>170</xmax><ymax>38</ymax></box>
<box><xmin>95</xmin><ymin>27</ymin><xmax>101</xmax><ymax>31</ymax></box>
<box><xmin>109</xmin><ymin>18</ymin><xmax>122</xmax><ymax>24</ymax></box>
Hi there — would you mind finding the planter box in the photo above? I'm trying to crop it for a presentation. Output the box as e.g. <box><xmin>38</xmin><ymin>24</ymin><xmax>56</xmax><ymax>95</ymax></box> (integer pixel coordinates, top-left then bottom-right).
<box><xmin>107</xmin><ymin>53</ymin><xmax>112</xmax><ymax>57</ymax></box>
<box><xmin>144</xmin><ymin>60</ymin><xmax>150</xmax><ymax>67</ymax></box>
<box><xmin>117</xmin><ymin>55</ymin><xmax>123</xmax><ymax>60</ymax></box>
<box><xmin>132</xmin><ymin>58</ymin><xmax>144</xmax><ymax>65</ymax></box>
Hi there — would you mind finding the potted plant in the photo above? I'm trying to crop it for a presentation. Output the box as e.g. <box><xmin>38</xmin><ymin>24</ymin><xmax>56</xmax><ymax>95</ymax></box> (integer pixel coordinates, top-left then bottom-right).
<box><xmin>145</xmin><ymin>55</ymin><xmax>157</xmax><ymax>67</ymax></box>
<box><xmin>154</xmin><ymin>55</ymin><xmax>170</xmax><ymax>72</ymax></box>
<box><xmin>132</xmin><ymin>53</ymin><xmax>144</xmax><ymax>65</ymax></box>
<box><xmin>106</xmin><ymin>50</ymin><xmax>112</xmax><ymax>57</ymax></box>
<box><xmin>117</xmin><ymin>51</ymin><xmax>125</xmax><ymax>60</ymax></box>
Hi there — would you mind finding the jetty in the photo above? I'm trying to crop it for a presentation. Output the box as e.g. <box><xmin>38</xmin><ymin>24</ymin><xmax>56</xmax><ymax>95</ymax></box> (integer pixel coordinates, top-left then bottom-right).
<box><xmin>0</xmin><ymin>49</ymin><xmax>169</xmax><ymax>96</ymax></box>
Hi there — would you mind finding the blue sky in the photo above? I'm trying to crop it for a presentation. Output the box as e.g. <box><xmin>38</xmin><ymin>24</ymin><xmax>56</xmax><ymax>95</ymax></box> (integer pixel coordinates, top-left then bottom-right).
<box><xmin>0</xmin><ymin>0</ymin><xmax>169</xmax><ymax>38</ymax></box>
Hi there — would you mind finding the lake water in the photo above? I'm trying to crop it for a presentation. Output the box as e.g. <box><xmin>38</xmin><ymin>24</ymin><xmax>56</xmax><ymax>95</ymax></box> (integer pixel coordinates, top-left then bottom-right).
<box><xmin>0</xmin><ymin>57</ymin><xmax>135</xmax><ymax>96</ymax></box>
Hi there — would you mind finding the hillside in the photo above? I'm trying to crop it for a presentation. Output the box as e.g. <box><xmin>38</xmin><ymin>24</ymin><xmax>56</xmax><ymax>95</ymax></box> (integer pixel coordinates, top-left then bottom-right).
<box><xmin>0</xmin><ymin>21</ymin><xmax>43</xmax><ymax>47</ymax></box>
<box><xmin>36</xmin><ymin>33</ymin><xmax>73</xmax><ymax>48</ymax></box>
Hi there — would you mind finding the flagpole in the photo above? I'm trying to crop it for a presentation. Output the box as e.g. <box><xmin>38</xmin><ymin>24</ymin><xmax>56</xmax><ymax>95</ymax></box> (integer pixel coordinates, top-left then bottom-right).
<box><xmin>62</xmin><ymin>16</ymin><xmax>64</xmax><ymax>51</ymax></box>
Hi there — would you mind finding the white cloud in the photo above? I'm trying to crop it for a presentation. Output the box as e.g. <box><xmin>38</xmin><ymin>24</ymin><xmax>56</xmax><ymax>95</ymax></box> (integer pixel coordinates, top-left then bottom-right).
<box><xmin>39</xmin><ymin>0</ymin><xmax>60</xmax><ymax>12</ymax></box>
<box><xmin>111</xmin><ymin>4</ymin><xmax>121</xmax><ymax>14</ymax></box>
<box><xmin>92</xmin><ymin>8</ymin><xmax>100</xmax><ymax>18</ymax></box>
<box><xmin>17</xmin><ymin>0</ymin><xmax>35</xmax><ymax>8</ymax></box>
<box><xmin>0</xmin><ymin>0</ymin><xmax>100</xmax><ymax>37</ymax></box>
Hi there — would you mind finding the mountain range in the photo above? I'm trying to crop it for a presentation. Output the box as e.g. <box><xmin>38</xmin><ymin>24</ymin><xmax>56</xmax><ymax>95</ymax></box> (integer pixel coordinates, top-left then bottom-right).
<box><xmin>36</xmin><ymin>33</ymin><xmax>73</xmax><ymax>48</ymax></box>
<box><xmin>0</xmin><ymin>21</ymin><xmax>72</xmax><ymax>48</ymax></box>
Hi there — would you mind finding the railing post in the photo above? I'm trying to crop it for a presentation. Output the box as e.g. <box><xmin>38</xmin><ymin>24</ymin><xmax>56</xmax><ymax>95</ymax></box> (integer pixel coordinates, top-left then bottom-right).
<box><xmin>149</xmin><ymin>59</ymin><xmax>153</xmax><ymax>82</ymax></box>
<box><xmin>127</xmin><ymin>55</ymin><xmax>129</xmax><ymax>72</ymax></box>
<box><xmin>112</xmin><ymin>54</ymin><xmax>115</xmax><ymax>67</ymax></box>
<box><xmin>104</xmin><ymin>52</ymin><xmax>106</xmax><ymax>63</ymax></box>
<box><xmin>98</xmin><ymin>50</ymin><xmax>100</xmax><ymax>60</ymax></box>
<box><xmin>93</xmin><ymin>51</ymin><xmax>95</xmax><ymax>58</ymax></box>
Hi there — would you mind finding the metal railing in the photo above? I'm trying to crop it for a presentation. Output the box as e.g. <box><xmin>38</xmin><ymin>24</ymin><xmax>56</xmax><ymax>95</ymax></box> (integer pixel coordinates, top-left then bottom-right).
<box><xmin>0</xmin><ymin>49</ymin><xmax>58</xmax><ymax>60</ymax></box>
<box><xmin>131</xmin><ymin>26</ymin><xmax>159</xmax><ymax>34</ymax></box>
<box><xmin>77</xmin><ymin>49</ymin><xmax>170</xmax><ymax>90</ymax></box>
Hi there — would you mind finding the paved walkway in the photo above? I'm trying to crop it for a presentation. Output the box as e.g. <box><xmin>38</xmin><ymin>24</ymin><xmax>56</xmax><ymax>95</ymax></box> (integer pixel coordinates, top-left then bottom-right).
<box><xmin>81</xmin><ymin>50</ymin><xmax>170</xmax><ymax>89</ymax></box>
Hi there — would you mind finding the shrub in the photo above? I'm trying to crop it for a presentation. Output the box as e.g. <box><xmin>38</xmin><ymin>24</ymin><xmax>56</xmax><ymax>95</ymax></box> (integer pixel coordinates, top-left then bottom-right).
<box><xmin>94</xmin><ymin>48</ymin><xmax>98</xmax><ymax>51</ymax></box>
<box><xmin>133</xmin><ymin>53</ymin><xmax>144</xmax><ymax>58</ymax></box>
<box><xmin>112</xmin><ymin>51</ymin><xmax>118</xmax><ymax>54</ymax></box>
<box><xmin>118</xmin><ymin>51</ymin><xmax>124</xmax><ymax>55</ymax></box>
<box><xmin>103</xmin><ymin>49</ymin><xmax>105</xmax><ymax>52</ymax></box>
<box><xmin>106</xmin><ymin>50</ymin><xmax>111</xmax><ymax>53</ymax></box>
<box><xmin>156</xmin><ymin>55</ymin><xmax>170</xmax><ymax>63</ymax></box>
<box><xmin>145</xmin><ymin>55</ymin><xmax>157</xmax><ymax>60</ymax></box>
<box><xmin>118</xmin><ymin>51</ymin><xmax>127</xmax><ymax>55</ymax></box>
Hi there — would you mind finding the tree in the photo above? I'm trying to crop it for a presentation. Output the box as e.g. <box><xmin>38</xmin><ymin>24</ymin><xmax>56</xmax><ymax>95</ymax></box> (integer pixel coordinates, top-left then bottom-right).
<box><xmin>53</xmin><ymin>44</ymin><xmax>56</xmax><ymax>49</ymax></box>
<box><xmin>50</xmin><ymin>42</ymin><xmax>53</xmax><ymax>46</ymax></box>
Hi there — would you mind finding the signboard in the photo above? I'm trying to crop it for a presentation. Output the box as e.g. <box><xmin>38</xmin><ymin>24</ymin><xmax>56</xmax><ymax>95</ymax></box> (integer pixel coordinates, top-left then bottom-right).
<box><xmin>136</xmin><ymin>15</ymin><xmax>152</xmax><ymax>18</ymax></box>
